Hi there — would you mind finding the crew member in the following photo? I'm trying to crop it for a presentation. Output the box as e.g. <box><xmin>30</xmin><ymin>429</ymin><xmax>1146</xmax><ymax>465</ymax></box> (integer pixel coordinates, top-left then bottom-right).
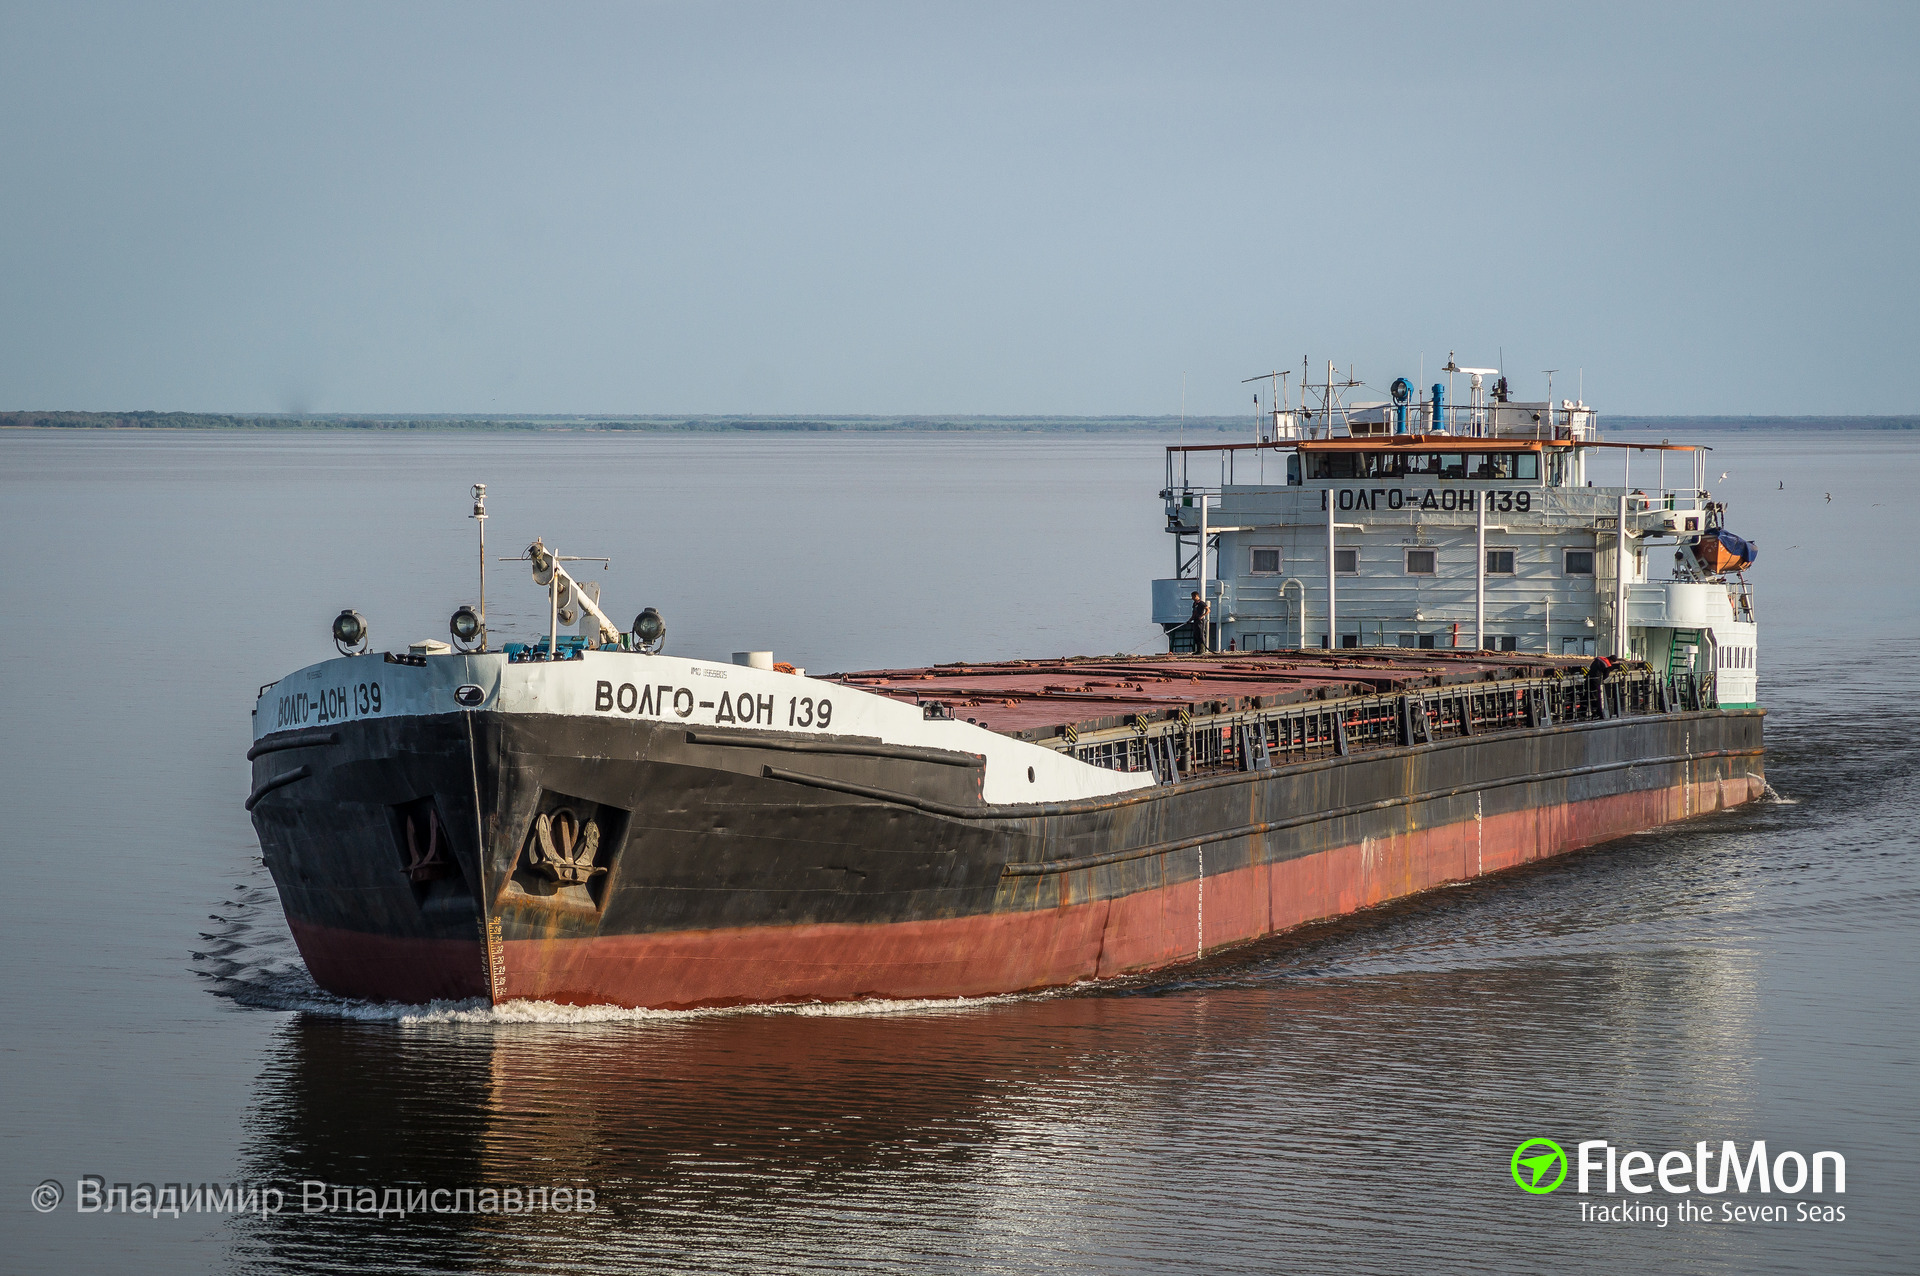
<box><xmin>1189</xmin><ymin>590</ymin><xmax>1210</xmax><ymax>654</ymax></box>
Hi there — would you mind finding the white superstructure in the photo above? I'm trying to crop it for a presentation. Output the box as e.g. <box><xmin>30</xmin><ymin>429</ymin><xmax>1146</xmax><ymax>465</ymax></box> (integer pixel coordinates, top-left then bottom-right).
<box><xmin>1154</xmin><ymin>366</ymin><xmax>1760</xmax><ymax>707</ymax></box>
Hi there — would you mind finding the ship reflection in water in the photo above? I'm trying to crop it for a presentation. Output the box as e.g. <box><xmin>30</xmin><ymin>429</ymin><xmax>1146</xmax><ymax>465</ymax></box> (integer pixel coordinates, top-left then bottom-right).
<box><xmin>229</xmin><ymin>843</ymin><xmax>1772</xmax><ymax>1275</ymax></box>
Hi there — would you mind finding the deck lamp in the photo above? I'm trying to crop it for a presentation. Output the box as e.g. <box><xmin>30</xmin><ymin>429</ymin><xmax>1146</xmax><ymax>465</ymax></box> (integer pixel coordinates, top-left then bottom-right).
<box><xmin>528</xmin><ymin>540</ymin><xmax>556</xmax><ymax>586</ymax></box>
<box><xmin>633</xmin><ymin>607</ymin><xmax>666</xmax><ymax>653</ymax></box>
<box><xmin>449</xmin><ymin>605</ymin><xmax>482</xmax><ymax>649</ymax></box>
<box><xmin>332</xmin><ymin>609</ymin><xmax>369</xmax><ymax>655</ymax></box>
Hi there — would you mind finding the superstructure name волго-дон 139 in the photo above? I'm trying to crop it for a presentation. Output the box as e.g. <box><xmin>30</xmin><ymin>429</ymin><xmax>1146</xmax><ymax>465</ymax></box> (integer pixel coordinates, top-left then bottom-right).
<box><xmin>248</xmin><ymin>364</ymin><xmax>1763</xmax><ymax>1008</ymax></box>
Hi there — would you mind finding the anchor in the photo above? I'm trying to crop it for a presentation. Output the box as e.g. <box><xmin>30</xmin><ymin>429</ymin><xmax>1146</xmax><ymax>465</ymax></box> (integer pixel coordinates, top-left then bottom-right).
<box><xmin>529</xmin><ymin>808</ymin><xmax>605</xmax><ymax>885</ymax></box>
<box><xmin>404</xmin><ymin>806</ymin><xmax>454</xmax><ymax>882</ymax></box>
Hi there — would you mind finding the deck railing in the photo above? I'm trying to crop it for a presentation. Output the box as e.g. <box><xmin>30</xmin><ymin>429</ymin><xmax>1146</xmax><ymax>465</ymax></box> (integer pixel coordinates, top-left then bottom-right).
<box><xmin>1064</xmin><ymin>668</ymin><xmax>1710</xmax><ymax>780</ymax></box>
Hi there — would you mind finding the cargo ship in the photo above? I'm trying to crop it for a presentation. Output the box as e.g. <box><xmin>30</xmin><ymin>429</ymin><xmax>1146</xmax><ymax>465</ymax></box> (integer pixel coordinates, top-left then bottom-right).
<box><xmin>247</xmin><ymin>367</ymin><xmax>1764</xmax><ymax>1007</ymax></box>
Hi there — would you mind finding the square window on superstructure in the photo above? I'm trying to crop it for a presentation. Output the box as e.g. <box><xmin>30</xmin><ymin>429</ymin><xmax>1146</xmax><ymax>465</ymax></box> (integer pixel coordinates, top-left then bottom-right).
<box><xmin>1486</xmin><ymin>549</ymin><xmax>1516</xmax><ymax>574</ymax></box>
<box><xmin>1334</xmin><ymin>549</ymin><xmax>1359</xmax><ymax>575</ymax></box>
<box><xmin>1250</xmin><ymin>547</ymin><xmax>1281</xmax><ymax>575</ymax></box>
<box><xmin>1406</xmin><ymin>549</ymin><xmax>1437</xmax><ymax>574</ymax></box>
<box><xmin>1498</xmin><ymin>635</ymin><xmax>1518</xmax><ymax>652</ymax></box>
<box><xmin>1564</xmin><ymin>549</ymin><xmax>1595</xmax><ymax>575</ymax></box>
<box><xmin>1418</xmin><ymin>634</ymin><xmax>1437</xmax><ymax>649</ymax></box>
<box><xmin>1312</xmin><ymin>453</ymin><xmax>1362</xmax><ymax>480</ymax></box>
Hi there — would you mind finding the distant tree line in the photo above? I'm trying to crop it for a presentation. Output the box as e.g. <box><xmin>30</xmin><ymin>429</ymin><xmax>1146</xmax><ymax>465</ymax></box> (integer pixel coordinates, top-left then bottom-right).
<box><xmin>1610</xmin><ymin>416</ymin><xmax>1916</xmax><ymax>430</ymax></box>
<box><xmin>2</xmin><ymin>410</ymin><xmax>1912</xmax><ymax>432</ymax></box>
<box><xmin>0</xmin><ymin>410</ymin><xmax>1251</xmax><ymax>433</ymax></box>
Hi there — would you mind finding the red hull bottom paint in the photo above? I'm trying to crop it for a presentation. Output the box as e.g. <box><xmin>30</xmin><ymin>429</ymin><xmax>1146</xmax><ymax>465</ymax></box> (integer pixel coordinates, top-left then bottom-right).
<box><xmin>287</xmin><ymin>922</ymin><xmax>489</xmax><ymax>1005</ymax></box>
<box><xmin>290</xmin><ymin>774</ymin><xmax>1763</xmax><ymax>1009</ymax></box>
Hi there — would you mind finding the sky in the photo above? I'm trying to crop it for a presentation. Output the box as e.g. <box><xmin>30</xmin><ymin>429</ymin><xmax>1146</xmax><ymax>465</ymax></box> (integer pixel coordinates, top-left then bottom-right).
<box><xmin>1</xmin><ymin>1</ymin><xmax>1915</xmax><ymax>417</ymax></box>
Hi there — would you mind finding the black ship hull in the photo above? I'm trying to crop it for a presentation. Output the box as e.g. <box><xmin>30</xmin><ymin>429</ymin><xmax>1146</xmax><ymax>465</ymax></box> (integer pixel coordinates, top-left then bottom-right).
<box><xmin>249</xmin><ymin>702</ymin><xmax>1764</xmax><ymax>1008</ymax></box>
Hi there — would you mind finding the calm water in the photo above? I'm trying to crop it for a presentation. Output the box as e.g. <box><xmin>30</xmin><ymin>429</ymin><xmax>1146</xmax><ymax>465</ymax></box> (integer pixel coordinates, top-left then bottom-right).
<box><xmin>1</xmin><ymin>428</ymin><xmax>1915</xmax><ymax>1274</ymax></box>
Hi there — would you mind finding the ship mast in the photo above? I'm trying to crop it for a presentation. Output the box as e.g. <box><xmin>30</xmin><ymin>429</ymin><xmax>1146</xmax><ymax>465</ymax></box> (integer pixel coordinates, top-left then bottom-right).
<box><xmin>471</xmin><ymin>483</ymin><xmax>488</xmax><ymax>651</ymax></box>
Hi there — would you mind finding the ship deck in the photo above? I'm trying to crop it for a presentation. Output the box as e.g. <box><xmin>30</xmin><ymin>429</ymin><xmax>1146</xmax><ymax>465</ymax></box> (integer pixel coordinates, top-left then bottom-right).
<box><xmin>824</xmin><ymin>650</ymin><xmax>1593</xmax><ymax>742</ymax></box>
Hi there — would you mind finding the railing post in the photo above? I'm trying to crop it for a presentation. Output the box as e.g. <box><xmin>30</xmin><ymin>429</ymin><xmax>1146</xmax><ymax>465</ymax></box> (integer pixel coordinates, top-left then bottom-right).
<box><xmin>1615</xmin><ymin>492</ymin><xmax>1631</xmax><ymax>659</ymax></box>
<box><xmin>1326</xmin><ymin>491</ymin><xmax>1337</xmax><ymax>649</ymax></box>
<box><xmin>1476</xmin><ymin>497</ymin><xmax>1486</xmax><ymax>650</ymax></box>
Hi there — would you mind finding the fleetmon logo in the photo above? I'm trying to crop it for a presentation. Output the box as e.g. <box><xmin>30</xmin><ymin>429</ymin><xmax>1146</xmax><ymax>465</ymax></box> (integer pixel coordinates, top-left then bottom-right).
<box><xmin>1511</xmin><ymin>1139</ymin><xmax>1569</xmax><ymax>1194</ymax></box>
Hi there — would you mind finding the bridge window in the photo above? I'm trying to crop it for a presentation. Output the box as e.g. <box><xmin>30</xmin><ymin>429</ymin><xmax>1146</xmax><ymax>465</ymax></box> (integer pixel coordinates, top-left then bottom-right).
<box><xmin>1307</xmin><ymin>453</ymin><xmax>1363</xmax><ymax>480</ymax></box>
<box><xmin>1311</xmin><ymin>449</ymin><xmax>1544</xmax><ymax>480</ymax></box>
<box><xmin>1401</xmin><ymin>452</ymin><xmax>1476</xmax><ymax>479</ymax></box>
<box><xmin>1564</xmin><ymin>549</ymin><xmax>1595</xmax><ymax>575</ymax></box>
<box><xmin>1406</xmin><ymin>549</ymin><xmax>1437</xmax><ymax>574</ymax></box>
<box><xmin>1250</xmin><ymin>547</ymin><xmax>1281</xmax><ymax>575</ymax></box>
<box><xmin>1334</xmin><ymin>549</ymin><xmax>1359</xmax><ymax>574</ymax></box>
<box><xmin>1486</xmin><ymin>549</ymin><xmax>1516</xmax><ymax>574</ymax></box>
